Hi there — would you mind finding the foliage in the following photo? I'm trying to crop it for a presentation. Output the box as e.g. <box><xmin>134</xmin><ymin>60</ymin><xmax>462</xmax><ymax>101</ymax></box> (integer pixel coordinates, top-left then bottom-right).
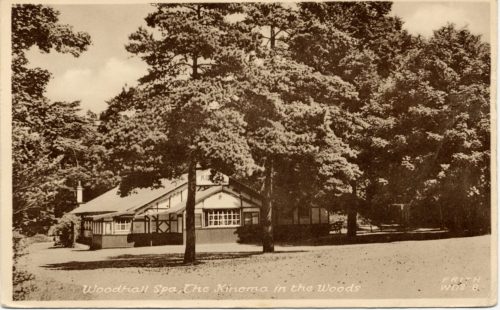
<box><xmin>282</xmin><ymin>2</ymin><xmax>425</xmax><ymax>236</ymax></box>
<box><xmin>13</xmin><ymin>231</ymin><xmax>35</xmax><ymax>301</ymax></box>
<box><xmin>12</xmin><ymin>4</ymin><xmax>117</xmax><ymax>235</ymax></box>
<box><xmin>12</xmin><ymin>3</ymin><xmax>491</xmax><ymax>248</ymax></box>
<box><xmin>101</xmin><ymin>4</ymin><xmax>491</xmax><ymax>245</ymax></box>
<box><xmin>102</xmin><ymin>3</ymin><xmax>257</xmax><ymax>262</ymax></box>
<box><xmin>370</xmin><ymin>24</ymin><xmax>490</xmax><ymax>232</ymax></box>
<box><xmin>234</xmin><ymin>3</ymin><xmax>367</xmax><ymax>249</ymax></box>
<box><xmin>49</xmin><ymin>213</ymin><xmax>81</xmax><ymax>247</ymax></box>
<box><xmin>106</xmin><ymin>3</ymin><xmax>257</xmax><ymax>191</ymax></box>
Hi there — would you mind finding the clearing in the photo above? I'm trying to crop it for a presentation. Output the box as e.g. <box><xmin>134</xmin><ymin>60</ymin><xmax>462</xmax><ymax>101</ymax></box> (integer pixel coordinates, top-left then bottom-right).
<box><xmin>20</xmin><ymin>234</ymin><xmax>492</xmax><ymax>300</ymax></box>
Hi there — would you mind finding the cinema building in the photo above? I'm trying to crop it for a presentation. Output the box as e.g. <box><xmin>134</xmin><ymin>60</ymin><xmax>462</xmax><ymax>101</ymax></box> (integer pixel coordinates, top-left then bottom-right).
<box><xmin>71</xmin><ymin>170</ymin><xmax>332</xmax><ymax>249</ymax></box>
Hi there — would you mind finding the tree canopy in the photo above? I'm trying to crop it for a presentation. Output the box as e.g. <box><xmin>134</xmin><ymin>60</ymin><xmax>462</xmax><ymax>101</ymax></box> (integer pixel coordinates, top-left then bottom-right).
<box><xmin>101</xmin><ymin>3</ymin><xmax>257</xmax><ymax>263</ymax></box>
<box><xmin>12</xmin><ymin>5</ymin><xmax>116</xmax><ymax>235</ymax></box>
<box><xmin>12</xmin><ymin>3</ymin><xmax>491</xmax><ymax>241</ymax></box>
<box><xmin>370</xmin><ymin>24</ymin><xmax>490</xmax><ymax>232</ymax></box>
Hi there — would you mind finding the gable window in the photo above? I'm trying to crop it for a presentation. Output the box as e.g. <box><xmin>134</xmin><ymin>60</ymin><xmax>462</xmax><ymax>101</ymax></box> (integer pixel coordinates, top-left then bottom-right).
<box><xmin>114</xmin><ymin>219</ymin><xmax>131</xmax><ymax>234</ymax></box>
<box><xmin>205</xmin><ymin>209</ymin><xmax>240</xmax><ymax>227</ymax></box>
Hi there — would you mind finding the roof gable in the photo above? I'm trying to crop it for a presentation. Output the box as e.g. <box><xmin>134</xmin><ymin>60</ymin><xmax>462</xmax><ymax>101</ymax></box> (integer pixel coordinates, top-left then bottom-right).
<box><xmin>70</xmin><ymin>171</ymin><xmax>263</xmax><ymax>216</ymax></box>
<box><xmin>70</xmin><ymin>175</ymin><xmax>187</xmax><ymax>215</ymax></box>
<box><xmin>135</xmin><ymin>185</ymin><xmax>261</xmax><ymax>218</ymax></box>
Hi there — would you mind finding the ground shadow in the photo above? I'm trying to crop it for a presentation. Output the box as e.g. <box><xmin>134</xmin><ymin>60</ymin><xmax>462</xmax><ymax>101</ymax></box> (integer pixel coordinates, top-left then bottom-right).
<box><xmin>41</xmin><ymin>250</ymin><xmax>305</xmax><ymax>271</ymax></box>
<box><xmin>46</xmin><ymin>246</ymin><xmax>90</xmax><ymax>251</ymax></box>
<box><xmin>274</xmin><ymin>229</ymin><xmax>459</xmax><ymax>247</ymax></box>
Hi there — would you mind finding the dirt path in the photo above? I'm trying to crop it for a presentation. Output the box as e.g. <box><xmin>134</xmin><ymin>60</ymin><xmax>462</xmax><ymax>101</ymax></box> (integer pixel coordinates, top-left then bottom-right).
<box><xmin>21</xmin><ymin>235</ymin><xmax>492</xmax><ymax>300</ymax></box>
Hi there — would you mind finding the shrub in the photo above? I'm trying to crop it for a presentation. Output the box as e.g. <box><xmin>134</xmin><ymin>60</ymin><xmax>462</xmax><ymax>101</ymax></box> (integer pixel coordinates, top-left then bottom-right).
<box><xmin>49</xmin><ymin>213</ymin><xmax>80</xmax><ymax>248</ymax></box>
<box><xmin>13</xmin><ymin>231</ymin><xmax>36</xmax><ymax>301</ymax></box>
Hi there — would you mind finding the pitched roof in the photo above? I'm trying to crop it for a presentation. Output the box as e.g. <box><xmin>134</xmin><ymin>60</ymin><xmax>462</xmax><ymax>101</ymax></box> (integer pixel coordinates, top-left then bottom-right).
<box><xmin>133</xmin><ymin>185</ymin><xmax>255</xmax><ymax>219</ymax></box>
<box><xmin>134</xmin><ymin>185</ymin><xmax>224</xmax><ymax>219</ymax></box>
<box><xmin>90</xmin><ymin>211</ymin><xmax>136</xmax><ymax>221</ymax></box>
<box><xmin>70</xmin><ymin>175</ymin><xmax>187</xmax><ymax>215</ymax></box>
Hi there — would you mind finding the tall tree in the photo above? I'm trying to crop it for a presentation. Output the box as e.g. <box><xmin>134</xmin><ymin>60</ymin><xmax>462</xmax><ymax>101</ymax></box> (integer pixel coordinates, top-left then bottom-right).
<box><xmin>373</xmin><ymin>24</ymin><xmax>490</xmax><ymax>233</ymax></box>
<box><xmin>104</xmin><ymin>4</ymin><xmax>255</xmax><ymax>263</ymax></box>
<box><xmin>241</xmin><ymin>4</ymin><xmax>360</xmax><ymax>250</ymax></box>
<box><xmin>12</xmin><ymin>4</ymin><xmax>93</xmax><ymax>235</ymax></box>
<box><xmin>288</xmin><ymin>2</ymin><xmax>415</xmax><ymax>236</ymax></box>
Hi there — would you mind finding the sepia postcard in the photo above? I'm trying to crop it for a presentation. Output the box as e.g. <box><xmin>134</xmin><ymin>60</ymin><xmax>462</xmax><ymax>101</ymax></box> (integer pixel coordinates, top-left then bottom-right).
<box><xmin>0</xmin><ymin>0</ymin><xmax>497</xmax><ymax>308</ymax></box>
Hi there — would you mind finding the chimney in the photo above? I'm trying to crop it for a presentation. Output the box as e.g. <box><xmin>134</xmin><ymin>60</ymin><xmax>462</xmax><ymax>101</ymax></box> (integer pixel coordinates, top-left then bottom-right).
<box><xmin>76</xmin><ymin>181</ymin><xmax>83</xmax><ymax>204</ymax></box>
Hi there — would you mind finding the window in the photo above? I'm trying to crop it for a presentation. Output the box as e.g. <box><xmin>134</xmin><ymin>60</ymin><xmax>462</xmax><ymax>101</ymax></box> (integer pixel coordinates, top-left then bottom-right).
<box><xmin>92</xmin><ymin>221</ymin><xmax>102</xmax><ymax>234</ymax></box>
<box><xmin>114</xmin><ymin>219</ymin><xmax>131</xmax><ymax>234</ymax></box>
<box><xmin>243</xmin><ymin>212</ymin><xmax>259</xmax><ymax>226</ymax></box>
<box><xmin>104</xmin><ymin>222</ymin><xmax>112</xmax><ymax>234</ymax></box>
<box><xmin>298</xmin><ymin>206</ymin><xmax>311</xmax><ymax>224</ymax></box>
<box><xmin>299</xmin><ymin>206</ymin><xmax>310</xmax><ymax>217</ymax></box>
<box><xmin>205</xmin><ymin>209</ymin><xmax>240</xmax><ymax>227</ymax></box>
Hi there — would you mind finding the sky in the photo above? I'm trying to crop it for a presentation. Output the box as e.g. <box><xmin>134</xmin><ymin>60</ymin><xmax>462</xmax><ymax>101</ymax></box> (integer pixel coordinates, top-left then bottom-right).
<box><xmin>25</xmin><ymin>2</ymin><xmax>492</xmax><ymax>114</ymax></box>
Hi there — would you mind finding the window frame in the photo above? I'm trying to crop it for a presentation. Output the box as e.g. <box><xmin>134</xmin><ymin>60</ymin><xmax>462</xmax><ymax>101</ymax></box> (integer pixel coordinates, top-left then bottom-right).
<box><xmin>114</xmin><ymin>219</ymin><xmax>132</xmax><ymax>234</ymax></box>
<box><xmin>205</xmin><ymin>209</ymin><xmax>241</xmax><ymax>227</ymax></box>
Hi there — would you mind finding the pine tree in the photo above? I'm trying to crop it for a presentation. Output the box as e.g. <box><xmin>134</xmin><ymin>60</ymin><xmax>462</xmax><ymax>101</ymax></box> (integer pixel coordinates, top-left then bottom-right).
<box><xmin>105</xmin><ymin>4</ymin><xmax>256</xmax><ymax>263</ymax></box>
<box><xmin>373</xmin><ymin>24</ymin><xmax>490</xmax><ymax>232</ymax></box>
<box><xmin>241</xmin><ymin>4</ymin><xmax>360</xmax><ymax>249</ymax></box>
<box><xmin>288</xmin><ymin>2</ymin><xmax>415</xmax><ymax>236</ymax></box>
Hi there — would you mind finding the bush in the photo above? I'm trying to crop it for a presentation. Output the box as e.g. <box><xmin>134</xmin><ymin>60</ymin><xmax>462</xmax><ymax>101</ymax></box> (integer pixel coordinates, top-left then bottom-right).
<box><xmin>236</xmin><ymin>224</ymin><xmax>332</xmax><ymax>243</ymax></box>
<box><xmin>49</xmin><ymin>213</ymin><xmax>80</xmax><ymax>248</ymax></box>
<box><xmin>13</xmin><ymin>231</ymin><xmax>36</xmax><ymax>301</ymax></box>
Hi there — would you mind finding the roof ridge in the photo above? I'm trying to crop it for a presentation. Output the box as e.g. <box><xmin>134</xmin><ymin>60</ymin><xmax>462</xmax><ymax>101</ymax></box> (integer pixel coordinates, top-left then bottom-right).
<box><xmin>71</xmin><ymin>175</ymin><xmax>188</xmax><ymax>215</ymax></box>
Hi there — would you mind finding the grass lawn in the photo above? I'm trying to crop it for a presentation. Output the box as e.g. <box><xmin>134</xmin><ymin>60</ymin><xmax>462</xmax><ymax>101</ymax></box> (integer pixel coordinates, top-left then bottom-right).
<box><xmin>19</xmin><ymin>234</ymin><xmax>492</xmax><ymax>301</ymax></box>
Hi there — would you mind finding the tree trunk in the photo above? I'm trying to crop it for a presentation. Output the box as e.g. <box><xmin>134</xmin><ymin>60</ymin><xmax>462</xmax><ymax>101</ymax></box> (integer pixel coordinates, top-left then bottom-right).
<box><xmin>71</xmin><ymin>222</ymin><xmax>75</xmax><ymax>247</ymax></box>
<box><xmin>439</xmin><ymin>203</ymin><xmax>445</xmax><ymax>230</ymax></box>
<box><xmin>261</xmin><ymin>158</ymin><xmax>274</xmax><ymax>252</ymax></box>
<box><xmin>184</xmin><ymin>18</ymin><xmax>200</xmax><ymax>264</ymax></box>
<box><xmin>183</xmin><ymin>161</ymin><xmax>197</xmax><ymax>264</ymax></box>
<box><xmin>260</xmin><ymin>24</ymin><xmax>277</xmax><ymax>253</ymax></box>
<box><xmin>347</xmin><ymin>206</ymin><xmax>357</xmax><ymax>238</ymax></box>
<box><xmin>347</xmin><ymin>182</ymin><xmax>357</xmax><ymax>238</ymax></box>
